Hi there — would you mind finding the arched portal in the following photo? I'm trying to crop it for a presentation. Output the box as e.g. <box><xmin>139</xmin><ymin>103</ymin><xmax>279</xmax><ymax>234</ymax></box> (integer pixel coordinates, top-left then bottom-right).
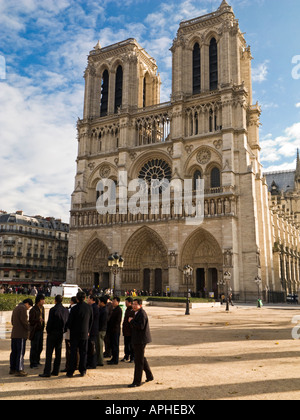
<box><xmin>122</xmin><ymin>226</ymin><xmax>169</xmax><ymax>294</ymax></box>
<box><xmin>79</xmin><ymin>238</ymin><xmax>110</xmax><ymax>289</ymax></box>
<box><xmin>181</xmin><ymin>228</ymin><xmax>223</xmax><ymax>298</ymax></box>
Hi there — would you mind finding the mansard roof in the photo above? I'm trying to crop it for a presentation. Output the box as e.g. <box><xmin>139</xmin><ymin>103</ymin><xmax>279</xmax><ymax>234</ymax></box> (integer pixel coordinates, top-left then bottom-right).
<box><xmin>0</xmin><ymin>212</ymin><xmax>69</xmax><ymax>232</ymax></box>
<box><xmin>264</xmin><ymin>170</ymin><xmax>296</xmax><ymax>193</ymax></box>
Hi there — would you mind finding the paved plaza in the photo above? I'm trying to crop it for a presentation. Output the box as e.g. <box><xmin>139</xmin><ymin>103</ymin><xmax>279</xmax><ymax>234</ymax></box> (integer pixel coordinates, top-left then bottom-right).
<box><xmin>1</xmin><ymin>304</ymin><xmax>300</xmax><ymax>400</ymax></box>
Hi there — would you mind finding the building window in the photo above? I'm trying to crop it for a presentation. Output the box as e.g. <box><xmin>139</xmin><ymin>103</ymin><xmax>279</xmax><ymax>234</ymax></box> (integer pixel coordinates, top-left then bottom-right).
<box><xmin>193</xmin><ymin>170</ymin><xmax>202</xmax><ymax>191</ymax></box>
<box><xmin>209</xmin><ymin>38</ymin><xmax>218</xmax><ymax>91</ymax></box>
<box><xmin>143</xmin><ymin>77</ymin><xmax>146</xmax><ymax>108</ymax></box>
<box><xmin>115</xmin><ymin>66</ymin><xmax>123</xmax><ymax>113</ymax></box>
<box><xmin>193</xmin><ymin>43</ymin><xmax>201</xmax><ymax>95</ymax></box>
<box><xmin>100</xmin><ymin>70</ymin><xmax>109</xmax><ymax>117</ymax></box>
<box><xmin>211</xmin><ymin>167</ymin><xmax>221</xmax><ymax>189</ymax></box>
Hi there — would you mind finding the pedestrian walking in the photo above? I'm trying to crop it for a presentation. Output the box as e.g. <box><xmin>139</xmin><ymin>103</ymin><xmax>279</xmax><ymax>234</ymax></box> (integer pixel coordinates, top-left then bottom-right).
<box><xmin>128</xmin><ymin>298</ymin><xmax>153</xmax><ymax>387</ymax></box>
<box><xmin>121</xmin><ymin>297</ymin><xmax>135</xmax><ymax>363</ymax></box>
<box><xmin>66</xmin><ymin>291</ymin><xmax>93</xmax><ymax>377</ymax></box>
<box><xmin>97</xmin><ymin>296</ymin><xmax>108</xmax><ymax>366</ymax></box>
<box><xmin>39</xmin><ymin>295</ymin><xmax>69</xmax><ymax>377</ymax></box>
<box><xmin>9</xmin><ymin>298</ymin><xmax>33</xmax><ymax>377</ymax></box>
<box><xmin>29</xmin><ymin>294</ymin><xmax>45</xmax><ymax>369</ymax></box>
<box><xmin>106</xmin><ymin>296</ymin><xmax>122</xmax><ymax>365</ymax></box>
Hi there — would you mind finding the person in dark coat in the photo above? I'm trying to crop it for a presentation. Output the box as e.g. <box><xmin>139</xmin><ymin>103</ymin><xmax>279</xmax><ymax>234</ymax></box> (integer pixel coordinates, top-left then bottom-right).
<box><xmin>10</xmin><ymin>298</ymin><xmax>33</xmax><ymax>377</ymax></box>
<box><xmin>39</xmin><ymin>295</ymin><xmax>69</xmax><ymax>377</ymax></box>
<box><xmin>103</xmin><ymin>296</ymin><xmax>113</xmax><ymax>358</ymax></box>
<box><xmin>98</xmin><ymin>296</ymin><xmax>108</xmax><ymax>366</ymax></box>
<box><xmin>66</xmin><ymin>291</ymin><xmax>93</xmax><ymax>377</ymax></box>
<box><xmin>121</xmin><ymin>297</ymin><xmax>135</xmax><ymax>362</ymax></box>
<box><xmin>106</xmin><ymin>296</ymin><xmax>122</xmax><ymax>365</ymax></box>
<box><xmin>87</xmin><ymin>295</ymin><xmax>99</xmax><ymax>369</ymax></box>
<box><xmin>29</xmin><ymin>294</ymin><xmax>45</xmax><ymax>369</ymax></box>
<box><xmin>128</xmin><ymin>298</ymin><xmax>153</xmax><ymax>387</ymax></box>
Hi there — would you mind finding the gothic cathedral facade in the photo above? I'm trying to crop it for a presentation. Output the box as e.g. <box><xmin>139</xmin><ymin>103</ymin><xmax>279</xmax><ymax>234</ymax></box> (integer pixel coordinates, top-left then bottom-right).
<box><xmin>67</xmin><ymin>1</ymin><xmax>300</xmax><ymax>299</ymax></box>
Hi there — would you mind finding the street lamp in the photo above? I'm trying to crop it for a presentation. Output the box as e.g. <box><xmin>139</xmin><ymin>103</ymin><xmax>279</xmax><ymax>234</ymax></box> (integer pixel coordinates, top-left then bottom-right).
<box><xmin>223</xmin><ymin>271</ymin><xmax>231</xmax><ymax>312</ymax></box>
<box><xmin>183</xmin><ymin>265</ymin><xmax>193</xmax><ymax>315</ymax></box>
<box><xmin>108</xmin><ymin>252</ymin><xmax>124</xmax><ymax>295</ymax></box>
<box><xmin>255</xmin><ymin>275</ymin><xmax>262</xmax><ymax>307</ymax></box>
<box><xmin>217</xmin><ymin>279</ymin><xmax>226</xmax><ymax>305</ymax></box>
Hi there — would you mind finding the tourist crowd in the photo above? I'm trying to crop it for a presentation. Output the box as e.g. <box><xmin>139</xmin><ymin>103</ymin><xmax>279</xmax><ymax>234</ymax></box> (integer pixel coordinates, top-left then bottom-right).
<box><xmin>9</xmin><ymin>292</ymin><xmax>153</xmax><ymax>388</ymax></box>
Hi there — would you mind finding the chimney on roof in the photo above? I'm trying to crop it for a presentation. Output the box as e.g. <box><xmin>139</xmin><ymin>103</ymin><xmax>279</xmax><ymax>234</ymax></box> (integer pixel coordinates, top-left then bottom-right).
<box><xmin>16</xmin><ymin>210</ymin><xmax>24</xmax><ymax>216</ymax></box>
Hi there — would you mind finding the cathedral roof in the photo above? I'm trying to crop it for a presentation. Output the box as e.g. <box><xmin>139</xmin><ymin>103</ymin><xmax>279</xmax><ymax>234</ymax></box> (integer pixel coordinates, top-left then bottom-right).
<box><xmin>264</xmin><ymin>170</ymin><xmax>296</xmax><ymax>193</ymax></box>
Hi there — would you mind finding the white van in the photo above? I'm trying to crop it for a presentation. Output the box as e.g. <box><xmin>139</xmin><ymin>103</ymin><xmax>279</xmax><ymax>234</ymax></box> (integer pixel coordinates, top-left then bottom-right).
<box><xmin>51</xmin><ymin>284</ymin><xmax>82</xmax><ymax>298</ymax></box>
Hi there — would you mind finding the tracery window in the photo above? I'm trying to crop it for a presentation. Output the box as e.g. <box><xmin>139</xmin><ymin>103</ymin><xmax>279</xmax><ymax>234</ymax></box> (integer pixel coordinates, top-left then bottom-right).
<box><xmin>138</xmin><ymin>159</ymin><xmax>172</xmax><ymax>193</ymax></box>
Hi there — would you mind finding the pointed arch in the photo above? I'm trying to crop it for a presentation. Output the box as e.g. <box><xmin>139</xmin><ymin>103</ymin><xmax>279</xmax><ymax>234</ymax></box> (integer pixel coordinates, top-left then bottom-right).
<box><xmin>193</xmin><ymin>42</ymin><xmax>201</xmax><ymax>95</ymax></box>
<box><xmin>209</xmin><ymin>37</ymin><xmax>218</xmax><ymax>91</ymax></box>
<box><xmin>115</xmin><ymin>65</ymin><xmax>123</xmax><ymax>113</ymax></box>
<box><xmin>181</xmin><ymin>227</ymin><xmax>222</xmax><ymax>267</ymax></box>
<box><xmin>100</xmin><ymin>69</ymin><xmax>109</xmax><ymax>116</ymax></box>
<box><xmin>78</xmin><ymin>236</ymin><xmax>110</xmax><ymax>288</ymax></box>
<box><xmin>123</xmin><ymin>226</ymin><xmax>169</xmax><ymax>270</ymax></box>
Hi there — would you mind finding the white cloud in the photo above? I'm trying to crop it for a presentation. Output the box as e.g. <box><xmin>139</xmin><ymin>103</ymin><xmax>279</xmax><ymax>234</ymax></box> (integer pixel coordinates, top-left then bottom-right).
<box><xmin>0</xmin><ymin>74</ymin><xmax>81</xmax><ymax>221</ymax></box>
<box><xmin>295</xmin><ymin>102</ymin><xmax>300</xmax><ymax>108</ymax></box>
<box><xmin>260</xmin><ymin>122</ymin><xmax>300</xmax><ymax>169</ymax></box>
<box><xmin>252</xmin><ymin>60</ymin><xmax>269</xmax><ymax>83</ymax></box>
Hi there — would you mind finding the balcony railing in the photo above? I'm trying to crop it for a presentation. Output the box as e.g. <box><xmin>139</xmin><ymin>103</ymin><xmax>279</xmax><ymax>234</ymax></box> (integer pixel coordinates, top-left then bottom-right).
<box><xmin>71</xmin><ymin>190</ymin><xmax>237</xmax><ymax>228</ymax></box>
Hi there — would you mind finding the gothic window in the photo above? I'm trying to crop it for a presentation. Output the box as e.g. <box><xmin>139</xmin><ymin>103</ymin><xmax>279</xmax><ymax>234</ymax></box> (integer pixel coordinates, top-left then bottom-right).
<box><xmin>138</xmin><ymin>159</ymin><xmax>172</xmax><ymax>193</ymax></box>
<box><xmin>193</xmin><ymin>43</ymin><xmax>201</xmax><ymax>95</ymax></box>
<box><xmin>193</xmin><ymin>170</ymin><xmax>202</xmax><ymax>191</ymax></box>
<box><xmin>100</xmin><ymin>70</ymin><xmax>109</xmax><ymax>117</ymax></box>
<box><xmin>209</xmin><ymin>38</ymin><xmax>218</xmax><ymax>91</ymax></box>
<box><xmin>115</xmin><ymin>65</ymin><xmax>123</xmax><ymax>113</ymax></box>
<box><xmin>211</xmin><ymin>167</ymin><xmax>221</xmax><ymax>189</ymax></box>
<box><xmin>195</xmin><ymin>112</ymin><xmax>199</xmax><ymax>135</ymax></box>
<box><xmin>209</xmin><ymin>109</ymin><xmax>213</xmax><ymax>132</ymax></box>
<box><xmin>143</xmin><ymin>77</ymin><xmax>146</xmax><ymax>108</ymax></box>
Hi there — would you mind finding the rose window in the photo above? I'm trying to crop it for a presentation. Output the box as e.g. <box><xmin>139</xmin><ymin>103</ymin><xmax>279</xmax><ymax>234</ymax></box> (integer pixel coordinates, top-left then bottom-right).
<box><xmin>138</xmin><ymin>159</ymin><xmax>172</xmax><ymax>192</ymax></box>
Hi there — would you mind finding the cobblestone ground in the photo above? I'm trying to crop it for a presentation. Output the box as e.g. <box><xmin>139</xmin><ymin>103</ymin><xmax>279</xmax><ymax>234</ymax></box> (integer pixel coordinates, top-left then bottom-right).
<box><xmin>1</xmin><ymin>305</ymin><xmax>300</xmax><ymax>400</ymax></box>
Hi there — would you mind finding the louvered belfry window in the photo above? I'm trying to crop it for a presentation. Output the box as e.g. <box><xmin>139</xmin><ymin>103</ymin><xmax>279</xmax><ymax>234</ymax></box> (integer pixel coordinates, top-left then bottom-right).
<box><xmin>209</xmin><ymin>38</ymin><xmax>218</xmax><ymax>91</ymax></box>
<box><xmin>115</xmin><ymin>65</ymin><xmax>123</xmax><ymax>113</ymax></box>
<box><xmin>193</xmin><ymin>43</ymin><xmax>201</xmax><ymax>95</ymax></box>
<box><xmin>100</xmin><ymin>70</ymin><xmax>109</xmax><ymax>117</ymax></box>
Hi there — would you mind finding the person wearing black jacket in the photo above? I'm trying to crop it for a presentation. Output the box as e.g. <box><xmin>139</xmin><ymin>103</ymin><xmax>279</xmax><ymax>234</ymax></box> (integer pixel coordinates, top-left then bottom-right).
<box><xmin>121</xmin><ymin>297</ymin><xmax>135</xmax><ymax>363</ymax></box>
<box><xmin>98</xmin><ymin>296</ymin><xmax>108</xmax><ymax>366</ymax></box>
<box><xmin>107</xmin><ymin>296</ymin><xmax>122</xmax><ymax>365</ymax></box>
<box><xmin>39</xmin><ymin>295</ymin><xmax>69</xmax><ymax>377</ymax></box>
<box><xmin>87</xmin><ymin>295</ymin><xmax>99</xmax><ymax>369</ymax></box>
<box><xmin>128</xmin><ymin>298</ymin><xmax>153</xmax><ymax>387</ymax></box>
<box><xmin>66</xmin><ymin>291</ymin><xmax>93</xmax><ymax>377</ymax></box>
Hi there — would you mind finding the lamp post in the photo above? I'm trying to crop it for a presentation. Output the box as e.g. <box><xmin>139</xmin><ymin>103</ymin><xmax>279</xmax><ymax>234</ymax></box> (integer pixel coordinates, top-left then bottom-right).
<box><xmin>223</xmin><ymin>271</ymin><xmax>231</xmax><ymax>312</ymax></box>
<box><xmin>183</xmin><ymin>265</ymin><xmax>193</xmax><ymax>315</ymax></box>
<box><xmin>255</xmin><ymin>275</ymin><xmax>262</xmax><ymax>307</ymax></box>
<box><xmin>217</xmin><ymin>279</ymin><xmax>226</xmax><ymax>305</ymax></box>
<box><xmin>108</xmin><ymin>252</ymin><xmax>124</xmax><ymax>296</ymax></box>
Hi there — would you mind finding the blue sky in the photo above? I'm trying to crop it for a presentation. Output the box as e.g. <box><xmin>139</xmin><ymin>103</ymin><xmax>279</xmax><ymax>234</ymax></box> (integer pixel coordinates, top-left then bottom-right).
<box><xmin>0</xmin><ymin>0</ymin><xmax>299</xmax><ymax>222</ymax></box>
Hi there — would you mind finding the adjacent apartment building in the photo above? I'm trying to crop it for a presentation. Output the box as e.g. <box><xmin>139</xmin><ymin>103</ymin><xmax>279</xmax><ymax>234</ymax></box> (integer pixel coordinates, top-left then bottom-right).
<box><xmin>0</xmin><ymin>211</ymin><xmax>69</xmax><ymax>286</ymax></box>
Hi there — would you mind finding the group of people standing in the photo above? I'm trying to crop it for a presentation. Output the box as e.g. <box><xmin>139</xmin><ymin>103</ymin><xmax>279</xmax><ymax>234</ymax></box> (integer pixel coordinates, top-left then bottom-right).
<box><xmin>9</xmin><ymin>292</ymin><xmax>153</xmax><ymax>387</ymax></box>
